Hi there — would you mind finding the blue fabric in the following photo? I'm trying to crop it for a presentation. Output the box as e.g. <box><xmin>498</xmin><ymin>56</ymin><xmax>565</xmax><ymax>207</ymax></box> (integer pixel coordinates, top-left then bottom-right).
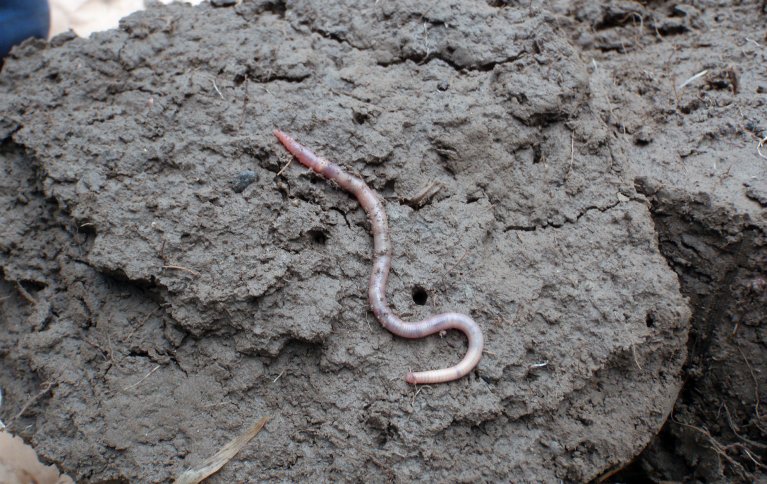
<box><xmin>0</xmin><ymin>0</ymin><xmax>50</xmax><ymax>58</ymax></box>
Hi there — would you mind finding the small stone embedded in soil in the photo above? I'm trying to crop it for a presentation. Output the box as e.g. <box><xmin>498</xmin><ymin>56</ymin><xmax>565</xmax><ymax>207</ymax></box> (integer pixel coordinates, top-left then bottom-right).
<box><xmin>210</xmin><ymin>0</ymin><xmax>237</xmax><ymax>6</ymax></box>
<box><xmin>633</xmin><ymin>126</ymin><xmax>653</xmax><ymax>145</ymax></box>
<box><xmin>231</xmin><ymin>170</ymin><xmax>258</xmax><ymax>193</ymax></box>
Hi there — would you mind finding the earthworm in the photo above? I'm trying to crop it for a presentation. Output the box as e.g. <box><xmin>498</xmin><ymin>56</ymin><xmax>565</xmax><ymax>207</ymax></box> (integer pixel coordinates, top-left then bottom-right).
<box><xmin>273</xmin><ymin>129</ymin><xmax>484</xmax><ymax>384</ymax></box>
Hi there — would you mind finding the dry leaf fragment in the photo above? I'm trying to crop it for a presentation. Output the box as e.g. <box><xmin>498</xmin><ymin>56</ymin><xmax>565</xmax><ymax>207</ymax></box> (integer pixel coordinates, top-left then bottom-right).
<box><xmin>0</xmin><ymin>431</ymin><xmax>74</xmax><ymax>484</ymax></box>
<box><xmin>174</xmin><ymin>416</ymin><xmax>269</xmax><ymax>484</ymax></box>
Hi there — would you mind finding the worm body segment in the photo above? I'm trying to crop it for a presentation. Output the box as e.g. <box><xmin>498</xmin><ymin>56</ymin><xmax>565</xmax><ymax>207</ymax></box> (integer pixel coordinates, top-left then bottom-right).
<box><xmin>273</xmin><ymin>129</ymin><xmax>484</xmax><ymax>384</ymax></box>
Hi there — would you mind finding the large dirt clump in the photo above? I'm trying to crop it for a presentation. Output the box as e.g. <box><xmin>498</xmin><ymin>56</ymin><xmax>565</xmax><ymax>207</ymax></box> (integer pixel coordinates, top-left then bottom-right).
<box><xmin>1</xmin><ymin>0</ymin><xmax>763</xmax><ymax>482</ymax></box>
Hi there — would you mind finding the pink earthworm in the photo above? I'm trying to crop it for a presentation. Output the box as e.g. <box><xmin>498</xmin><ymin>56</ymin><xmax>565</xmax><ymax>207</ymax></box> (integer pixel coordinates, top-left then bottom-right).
<box><xmin>273</xmin><ymin>129</ymin><xmax>484</xmax><ymax>384</ymax></box>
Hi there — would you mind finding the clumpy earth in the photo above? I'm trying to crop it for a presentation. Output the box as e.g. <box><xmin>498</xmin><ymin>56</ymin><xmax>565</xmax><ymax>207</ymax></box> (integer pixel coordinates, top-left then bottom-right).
<box><xmin>0</xmin><ymin>1</ymin><xmax>764</xmax><ymax>482</ymax></box>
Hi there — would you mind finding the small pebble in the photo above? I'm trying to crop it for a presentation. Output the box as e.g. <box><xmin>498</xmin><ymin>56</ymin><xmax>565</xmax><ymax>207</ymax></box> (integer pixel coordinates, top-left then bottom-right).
<box><xmin>231</xmin><ymin>170</ymin><xmax>258</xmax><ymax>193</ymax></box>
<box><xmin>633</xmin><ymin>125</ymin><xmax>653</xmax><ymax>146</ymax></box>
<box><xmin>210</xmin><ymin>0</ymin><xmax>237</xmax><ymax>6</ymax></box>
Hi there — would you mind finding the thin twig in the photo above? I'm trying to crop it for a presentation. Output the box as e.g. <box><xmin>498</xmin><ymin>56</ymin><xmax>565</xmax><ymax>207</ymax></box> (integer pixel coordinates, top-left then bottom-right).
<box><xmin>125</xmin><ymin>307</ymin><xmax>161</xmax><ymax>341</ymax></box>
<box><xmin>15</xmin><ymin>282</ymin><xmax>37</xmax><ymax>305</ymax></box>
<box><xmin>723</xmin><ymin>403</ymin><xmax>767</xmax><ymax>449</ymax></box>
<box><xmin>107</xmin><ymin>332</ymin><xmax>116</xmax><ymax>365</ymax></box>
<box><xmin>678</xmin><ymin>69</ymin><xmax>708</xmax><ymax>90</ymax></box>
<box><xmin>123</xmin><ymin>365</ymin><xmax>161</xmax><ymax>391</ymax></box>
<box><xmin>212</xmin><ymin>79</ymin><xmax>224</xmax><ymax>100</ymax></box>
<box><xmin>567</xmin><ymin>132</ymin><xmax>575</xmax><ymax>178</ymax></box>
<box><xmin>411</xmin><ymin>384</ymin><xmax>430</xmax><ymax>406</ymax></box>
<box><xmin>596</xmin><ymin>463</ymin><xmax>628</xmax><ymax>483</ymax></box>
<box><xmin>736</xmin><ymin>345</ymin><xmax>762</xmax><ymax>420</ymax></box>
<box><xmin>675</xmin><ymin>419</ymin><xmax>751</xmax><ymax>477</ymax></box>
<box><xmin>272</xmin><ymin>369</ymin><xmax>285</xmax><ymax>384</ymax></box>
<box><xmin>632</xmin><ymin>345</ymin><xmax>643</xmax><ymax>370</ymax></box>
<box><xmin>238</xmin><ymin>76</ymin><xmax>250</xmax><ymax>129</ymax></box>
<box><xmin>162</xmin><ymin>265</ymin><xmax>202</xmax><ymax>277</ymax></box>
<box><xmin>437</xmin><ymin>248</ymin><xmax>471</xmax><ymax>287</ymax></box>
<box><xmin>742</xmin><ymin>447</ymin><xmax>767</xmax><ymax>470</ymax></box>
<box><xmin>7</xmin><ymin>381</ymin><xmax>53</xmax><ymax>428</ymax></box>
<box><xmin>83</xmin><ymin>337</ymin><xmax>111</xmax><ymax>362</ymax></box>
<box><xmin>757</xmin><ymin>134</ymin><xmax>767</xmax><ymax>160</ymax></box>
<box><xmin>276</xmin><ymin>157</ymin><xmax>292</xmax><ymax>177</ymax></box>
<box><xmin>403</xmin><ymin>181</ymin><xmax>442</xmax><ymax>208</ymax></box>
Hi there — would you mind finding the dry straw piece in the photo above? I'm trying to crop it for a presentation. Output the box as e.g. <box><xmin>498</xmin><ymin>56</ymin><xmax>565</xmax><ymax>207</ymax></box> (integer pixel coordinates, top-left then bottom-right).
<box><xmin>174</xmin><ymin>416</ymin><xmax>269</xmax><ymax>484</ymax></box>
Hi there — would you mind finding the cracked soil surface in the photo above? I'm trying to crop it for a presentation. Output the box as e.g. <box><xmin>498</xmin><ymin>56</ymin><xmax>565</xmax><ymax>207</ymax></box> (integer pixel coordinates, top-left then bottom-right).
<box><xmin>0</xmin><ymin>1</ymin><xmax>765</xmax><ymax>482</ymax></box>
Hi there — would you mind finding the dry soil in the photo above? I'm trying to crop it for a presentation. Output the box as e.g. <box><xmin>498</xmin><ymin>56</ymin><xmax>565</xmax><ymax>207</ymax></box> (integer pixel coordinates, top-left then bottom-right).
<box><xmin>0</xmin><ymin>1</ymin><xmax>765</xmax><ymax>482</ymax></box>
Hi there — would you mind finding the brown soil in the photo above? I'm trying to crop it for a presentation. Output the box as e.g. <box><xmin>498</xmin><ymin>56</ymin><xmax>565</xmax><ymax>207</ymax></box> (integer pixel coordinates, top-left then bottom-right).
<box><xmin>0</xmin><ymin>1</ymin><xmax>764</xmax><ymax>482</ymax></box>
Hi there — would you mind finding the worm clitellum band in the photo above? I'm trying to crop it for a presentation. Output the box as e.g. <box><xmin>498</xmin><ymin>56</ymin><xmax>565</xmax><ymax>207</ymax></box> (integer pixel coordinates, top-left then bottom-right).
<box><xmin>273</xmin><ymin>129</ymin><xmax>483</xmax><ymax>384</ymax></box>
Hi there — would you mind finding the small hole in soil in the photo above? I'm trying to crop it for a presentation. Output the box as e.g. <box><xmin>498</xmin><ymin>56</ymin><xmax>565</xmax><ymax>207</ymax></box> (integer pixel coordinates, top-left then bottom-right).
<box><xmin>20</xmin><ymin>279</ymin><xmax>47</xmax><ymax>291</ymax></box>
<box><xmin>646</xmin><ymin>313</ymin><xmax>655</xmax><ymax>328</ymax></box>
<box><xmin>352</xmin><ymin>110</ymin><xmax>369</xmax><ymax>124</ymax></box>
<box><xmin>412</xmin><ymin>286</ymin><xmax>428</xmax><ymax>305</ymax></box>
<box><xmin>308</xmin><ymin>230</ymin><xmax>328</xmax><ymax>245</ymax></box>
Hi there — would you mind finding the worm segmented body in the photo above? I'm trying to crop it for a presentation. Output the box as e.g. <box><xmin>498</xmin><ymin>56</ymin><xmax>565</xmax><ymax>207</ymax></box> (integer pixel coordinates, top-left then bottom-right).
<box><xmin>273</xmin><ymin>129</ymin><xmax>483</xmax><ymax>384</ymax></box>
